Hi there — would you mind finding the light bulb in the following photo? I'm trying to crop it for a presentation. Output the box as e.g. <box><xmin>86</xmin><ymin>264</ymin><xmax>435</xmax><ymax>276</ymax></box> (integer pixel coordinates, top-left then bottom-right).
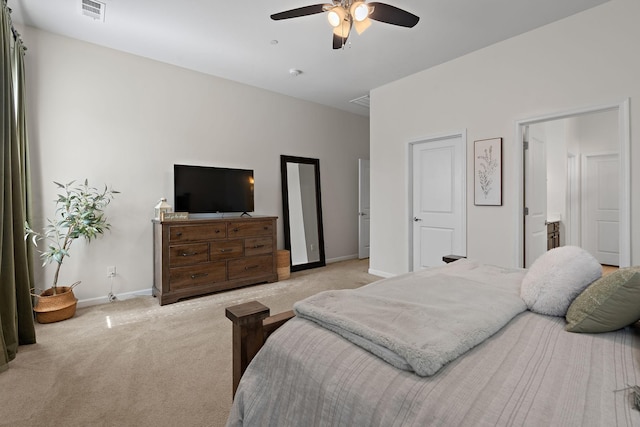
<box><xmin>351</xmin><ymin>2</ymin><xmax>369</xmax><ymax>22</ymax></box>
<box><xmin>327</xmin><ymin>6</ymin><xmax>346</xmax><ymax>27</ymax></box>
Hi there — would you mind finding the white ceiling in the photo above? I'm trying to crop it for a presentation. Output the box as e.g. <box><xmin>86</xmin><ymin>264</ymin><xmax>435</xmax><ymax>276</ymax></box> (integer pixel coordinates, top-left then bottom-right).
<box><xmin>9</xmin><ymin>0</ymin><xmax>609</xmax><ymax>116</ymax></box>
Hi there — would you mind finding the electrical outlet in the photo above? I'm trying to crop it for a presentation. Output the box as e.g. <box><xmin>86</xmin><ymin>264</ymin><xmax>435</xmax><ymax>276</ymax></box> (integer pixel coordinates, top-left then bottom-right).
<box><xmin>107</xmin><ymin>266</ymin><xmax>116</xmax><ymax>277</ymax></box>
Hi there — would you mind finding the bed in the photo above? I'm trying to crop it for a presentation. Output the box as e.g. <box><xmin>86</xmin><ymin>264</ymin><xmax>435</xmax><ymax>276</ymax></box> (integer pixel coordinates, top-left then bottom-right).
<box><xmin>225</xmin><ymin>251</ymin><xmax>640</xmax><ymax>426</ymax></box>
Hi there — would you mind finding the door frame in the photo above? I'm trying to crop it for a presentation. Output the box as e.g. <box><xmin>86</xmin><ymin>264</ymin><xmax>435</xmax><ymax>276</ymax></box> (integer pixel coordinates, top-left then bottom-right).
<box><xmin>407</xmin><ymin>130</ymin><xmax>467</xmax><ymax>272</ymax></box>
<box><xmin>514</xmin><ymin>98</ymin><xmax>630</xmax><ymax>268</ymax></box>
<box><xmin>358</xmin><ymin>158</ymin><xmax>370</xmax><ymax>259</ymax></box>
<box><xmin>523</xmin><ymin>124</ymin><xmax>548</xmax><ymax>267</ymax></box>
<box><xmin>566</xmin><ymin>152</ymin><xmax>579</xmax><ymax>246</ymax></box>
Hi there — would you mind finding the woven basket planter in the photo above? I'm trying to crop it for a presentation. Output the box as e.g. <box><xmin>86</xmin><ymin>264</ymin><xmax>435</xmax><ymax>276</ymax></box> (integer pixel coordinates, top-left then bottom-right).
<box><xmin>33</xmin><ymin>286</ymin><xmax>78</xmax><ymax>324</ymax></box>
<box><xmin>277</xmin><ymin>250</ymin><xmax>291</xmax><ymax>281</ymax></box>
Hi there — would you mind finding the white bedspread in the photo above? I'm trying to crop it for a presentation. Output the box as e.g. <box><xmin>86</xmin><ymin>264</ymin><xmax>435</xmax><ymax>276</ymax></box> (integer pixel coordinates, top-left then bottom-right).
<box><xmin>293</xmin><ymin>259</ymin><xmax>527</xmax><ymax>376</ymax></box>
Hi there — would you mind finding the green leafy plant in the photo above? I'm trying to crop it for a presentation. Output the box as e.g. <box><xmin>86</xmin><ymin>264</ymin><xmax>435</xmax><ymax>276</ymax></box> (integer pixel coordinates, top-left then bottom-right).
<box><xmin>25</xmin><ymin>180</ymin><xmax>119</xmax><ymax>294</ymax></box>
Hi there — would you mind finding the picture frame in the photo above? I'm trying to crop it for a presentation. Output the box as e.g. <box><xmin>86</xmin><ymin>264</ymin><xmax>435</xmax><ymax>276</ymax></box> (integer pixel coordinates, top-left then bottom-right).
<box><xmin>474</xmin><ymin>137</ymin><xmax>502</xmax><ymax>206</ymax></box>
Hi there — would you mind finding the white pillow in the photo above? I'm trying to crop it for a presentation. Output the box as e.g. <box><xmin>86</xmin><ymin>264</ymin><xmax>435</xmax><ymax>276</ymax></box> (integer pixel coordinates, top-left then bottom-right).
<box><xmin>521</xmin><ymin>246</ymin><xmax>602</xmax><ymax>316</ymax></box>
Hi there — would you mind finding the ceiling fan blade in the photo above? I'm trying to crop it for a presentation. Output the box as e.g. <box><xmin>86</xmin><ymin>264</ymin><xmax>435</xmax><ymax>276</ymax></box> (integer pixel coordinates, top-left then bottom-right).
<box><xmin>368</xmin><ymin>2</ymin><xmax>419</xmax><ymax>28</ymax></box>
<box><xmin>271</xmin><ymin>4</ymin><xmax>329</xmax><ymax>20</ymax></box>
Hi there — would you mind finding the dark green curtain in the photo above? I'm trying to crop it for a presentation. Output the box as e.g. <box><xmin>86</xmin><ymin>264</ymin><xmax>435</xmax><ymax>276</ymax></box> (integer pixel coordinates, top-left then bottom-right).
<box><xmin>0</xmin><ymin>0</ymin><xmax>36</xmax><ymax>373</ymax></box>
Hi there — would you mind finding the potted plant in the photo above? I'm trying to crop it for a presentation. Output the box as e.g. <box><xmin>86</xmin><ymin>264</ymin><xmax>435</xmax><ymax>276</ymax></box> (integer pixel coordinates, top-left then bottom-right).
<box><xmin>25</xmin><ymin>180</ymin><xmax>119</xmax><ymax>323</ymax></box>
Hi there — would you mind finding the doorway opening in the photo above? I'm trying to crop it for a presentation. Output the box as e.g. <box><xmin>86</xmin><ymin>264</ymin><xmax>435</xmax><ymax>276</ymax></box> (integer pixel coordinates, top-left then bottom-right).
<box><xmin>515</xmin><ymin>99</ymin><xmax>630</xmax><ymax>268</ymax></box>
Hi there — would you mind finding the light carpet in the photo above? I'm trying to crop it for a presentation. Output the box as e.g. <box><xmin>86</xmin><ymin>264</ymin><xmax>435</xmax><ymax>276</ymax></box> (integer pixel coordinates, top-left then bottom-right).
<box><xmin>1</xmin><ymin>259</ymin><xmax>379</xmax><ymax>427</ymax></box>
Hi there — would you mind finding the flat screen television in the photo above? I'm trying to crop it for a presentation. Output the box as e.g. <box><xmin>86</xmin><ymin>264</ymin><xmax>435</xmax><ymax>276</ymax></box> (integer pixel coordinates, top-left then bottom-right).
<box><xmin>174</xmin><ymin>164</ymin><xmax>254</xmax><ymax>214</ymax></box>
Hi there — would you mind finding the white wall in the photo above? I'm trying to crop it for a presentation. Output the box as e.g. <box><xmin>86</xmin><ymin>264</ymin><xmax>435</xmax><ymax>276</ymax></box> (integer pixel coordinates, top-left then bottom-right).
<box><xmin>571</xmin><ymin>109</ymin><xmax>619</xmax><ymax>154</ymax></box>
<box><xmin>370</xmin><ymin>0</ymin><xmax>639</xmax><ymax>275</ymax></box>
<box><xmin>21</xmin><ymin>28</ymin><xmax>369</xmax><ymax>305</ymax></box>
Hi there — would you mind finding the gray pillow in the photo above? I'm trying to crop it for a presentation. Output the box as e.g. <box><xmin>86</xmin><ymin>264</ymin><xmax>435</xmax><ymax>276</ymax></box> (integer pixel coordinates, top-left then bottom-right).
<box><xmin>565</xmin><ymin>266</ymin><xmax>640</xmax><ymax>333</ymax></box>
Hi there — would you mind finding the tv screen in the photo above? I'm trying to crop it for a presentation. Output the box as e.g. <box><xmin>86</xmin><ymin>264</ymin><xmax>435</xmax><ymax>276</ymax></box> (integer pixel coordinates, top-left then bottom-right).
<box><xmin>174</xmin><ymin>164</ymin><xmax>254</xmax><ymax>214</ymax></box>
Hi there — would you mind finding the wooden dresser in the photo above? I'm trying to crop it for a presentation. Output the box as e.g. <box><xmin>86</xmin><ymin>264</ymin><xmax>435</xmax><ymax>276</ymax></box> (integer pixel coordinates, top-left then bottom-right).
<box><xmin>546</xmin><ymin>221</ymin><xmax>560</xmax><ymax>250</ymax></box>
<box><xmin>153</xmin><ymin>216</ymin><xmax>277</xmax><ymax>305</ymax></box>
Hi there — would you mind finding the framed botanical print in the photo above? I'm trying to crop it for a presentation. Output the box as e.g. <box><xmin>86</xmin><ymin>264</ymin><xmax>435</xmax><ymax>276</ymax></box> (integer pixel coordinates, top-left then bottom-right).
<box><xmin>474</xmin><ymin>138</ymin><xmax>502</xmax><ymax>206</ymax></box>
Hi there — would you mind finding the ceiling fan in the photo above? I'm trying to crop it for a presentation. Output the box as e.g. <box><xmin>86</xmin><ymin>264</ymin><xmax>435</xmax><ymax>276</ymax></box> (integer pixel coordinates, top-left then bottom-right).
<box><xmin>271</xmin><ymin>1</ymin><xmax>420</xmax><ymax>49</ymax></box>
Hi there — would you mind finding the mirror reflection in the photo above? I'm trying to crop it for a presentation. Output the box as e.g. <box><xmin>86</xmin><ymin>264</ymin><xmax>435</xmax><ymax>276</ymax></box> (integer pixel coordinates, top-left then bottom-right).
<box><xmin>281</xmin><ymin>155</ymin><xmax>326</xmax><ymax>271</ymax></box>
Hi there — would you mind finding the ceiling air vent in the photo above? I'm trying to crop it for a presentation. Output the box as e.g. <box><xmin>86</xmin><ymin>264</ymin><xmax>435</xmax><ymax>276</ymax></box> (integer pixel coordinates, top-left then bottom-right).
<box><xmin>81</xmin><ymin>0</ymin><xmax>106</xmax><ymax>22</ymax></box>
<box><xmin>349</xmin><ymin>94</ymin><xmax>370</xmax><ymax>109</ymax></box>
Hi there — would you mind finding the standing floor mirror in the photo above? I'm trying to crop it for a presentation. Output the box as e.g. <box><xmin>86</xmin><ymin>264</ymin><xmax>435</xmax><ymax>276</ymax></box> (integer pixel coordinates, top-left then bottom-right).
<box><xmin>280</xmin><ymin>155</ymin><xmax>326</xmax><ymax>272</ymax></box>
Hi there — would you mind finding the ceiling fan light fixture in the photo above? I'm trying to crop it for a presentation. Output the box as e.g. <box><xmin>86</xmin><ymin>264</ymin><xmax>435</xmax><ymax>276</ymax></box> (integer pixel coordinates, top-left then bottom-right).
<box><xmin>327</xmin><ymin>6</ymin><xmax>346</xmax><ymax>27</ymax></box>
<box><xmin>350</xmin><ymin>2</ymin><xmax>370</xmax><ymax>22</ymax></box>
<box><xmin>354</xmin><ymin>18</ymin><xmax>371</xmax><ymax>35</ymax></box>
<box><xmin>333</xmin><ymin>19</ymin><xmax>351</xmax><ymax>38</ymax></box>
<box><xmin>271</xmin><ymin>1</ymin><xmax>419</xmax><ymax>49</ymax></box>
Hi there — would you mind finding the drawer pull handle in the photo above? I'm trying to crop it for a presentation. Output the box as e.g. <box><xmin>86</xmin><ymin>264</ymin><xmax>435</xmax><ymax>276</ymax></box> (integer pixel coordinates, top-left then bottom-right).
<box><xmin>191</xmin><ymin>273</ymin><xmax>208</xmax><ymax>279</ymax></box>
<box><xmin>232</xmin><ymin>228</ymin><xmax>239</xmax><ymax>232</ymax></box>
<box><xmin>181</xmin><ymin>251</ymin><xmax>198</xmax><ymax>257</ymax></box>
<box><xmin>176</xmin><ymin>232</ymin><xmax>183</xmax><ymax>236</ymax></box>
<box><xmin>220</xmin><ymin>248</ymin><xmax>233</xmax><ymax>253</ymax></box>
<box><xmin>253</xmin><ymin>244</ymin><xmax>265</xmax><ymax>249</ymax></box>
<box><xmin>263</xmin><ymin>226</ymin><xmax>269</xmax><ymax>230</ymax></box>
<box><xmin>244</xmin><ymin>265</ymin><xmax>259</xmax><ymax>271</ymax></box>
<box><xmin>215</xmin><ymin>230</ymin><xmax>220</xmax><ymax>233</ymax></box>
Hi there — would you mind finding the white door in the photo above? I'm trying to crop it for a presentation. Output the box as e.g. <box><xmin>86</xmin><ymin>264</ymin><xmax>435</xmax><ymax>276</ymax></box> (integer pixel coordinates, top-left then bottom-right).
<box><xmin>412</xmin><ymin>135</ymin><xmax>466</xmax><ymax>270</ymax></box>
<box><xmin>358</xmin><ymin>159</ymin><xmax>370</xmax><ymax>259</ymax></box>
<box><xmin>524</xmin><ymin>125</ymin><xmax>548</xmax><ymax>267</ymax></box>
<box><xmin>582</xmin><ymin>153</ymin><xmax>619</xmax><ymax>266</ymax></box>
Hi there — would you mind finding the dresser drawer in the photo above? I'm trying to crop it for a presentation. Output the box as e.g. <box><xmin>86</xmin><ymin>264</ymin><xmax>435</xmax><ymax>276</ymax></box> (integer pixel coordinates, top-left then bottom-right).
<box><xmin>228</xmin><ymin>255</ymin><xmax>273</xmax><ymax>280</ymax></box>
<box><xmin>244</xmin><ymin>237</ymin><xmax>273</xmax><ymax>256</ymax></box>
<box><xmin>228</xmin><ymin>221</ymin><xmax>273</xmax><ymax>238</ymax></box>
<box><xmin>210</xmin><ymin>240</ymin><xmax>243</xmax><ymax>261</ymax></box>
<box><xmin>169</xmin><ymin>243</ymin><xmax>209</xmax><ymax>266</ymax></box>
<box><xmin>169</xmin><ymin>262</ymin><xmax>226</xmax><ymax>290</ymax></box>
<box><xmin>169</xmin><ymin>224</ymin><xmax>226</xmax><ymax>242</ymax></box>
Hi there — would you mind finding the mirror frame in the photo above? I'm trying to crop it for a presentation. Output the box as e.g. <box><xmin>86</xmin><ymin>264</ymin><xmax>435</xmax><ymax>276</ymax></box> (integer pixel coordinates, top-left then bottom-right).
<box><xmin>280</xmin><ymin>155</ymin><xmax>326</xmax><ymax>272</ymax></box>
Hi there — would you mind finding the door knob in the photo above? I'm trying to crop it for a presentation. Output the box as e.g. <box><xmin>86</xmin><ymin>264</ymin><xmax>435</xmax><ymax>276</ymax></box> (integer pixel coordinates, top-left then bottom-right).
<box><xmin>359</xmin><ymin>212</ymin><xmax>367</xmax><ymax>216</ymax></box>
<box><xmin>413</xmin><ymin>217</ymin><xmax>422</xmax><ymax>222</ymax></box>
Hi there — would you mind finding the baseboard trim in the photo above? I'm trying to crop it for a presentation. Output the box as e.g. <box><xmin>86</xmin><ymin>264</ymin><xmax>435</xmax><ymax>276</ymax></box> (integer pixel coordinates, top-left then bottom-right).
<box><xmin>77</xmin><ymin>255</ymin><xmax>364</xmax><ymax>308</ymax></box>
<box><xmin>326</xmin><ymin>254</ymin><xmax>358</xmax><ymax>264</ymax></box>
<box><xmin>77</xmin><ymin>288</ymin><xmax>153</xmax><ymax>308</ymax></box>
<box><xmin>367</xmin><ymin>268</ymin><xmax>395</xmax><ymax>278</ymax></box>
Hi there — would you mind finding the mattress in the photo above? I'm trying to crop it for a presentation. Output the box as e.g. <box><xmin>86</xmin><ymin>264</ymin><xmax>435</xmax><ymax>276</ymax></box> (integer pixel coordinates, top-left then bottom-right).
<box><xmin>227</xmin><ymin>312</ymin><xmax>640</xmax><ymax>426</ymax></box>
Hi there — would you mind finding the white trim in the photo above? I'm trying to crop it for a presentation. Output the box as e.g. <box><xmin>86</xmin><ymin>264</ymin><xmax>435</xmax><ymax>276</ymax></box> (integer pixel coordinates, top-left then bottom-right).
<box><xmin>565</xmin><ymin>153</ymin><xmax>580</xmax><ymax>246</ymax></box>
<box><xmin>79</xmin><ymin>255</ymin><xmax>360</xmax><ymax>307</ymax></box>
<box><xmin>77</xmin><ymin>288</ymin><xmax>153</xmax><ymax>308</ymax></box>
<box><xmin>618</xmin><ymin>99</ymin><xmax>631</xmax><ymax>267</ymax></box>
<box><xmin>514</xmin><ymin>99</ymin><xmax>631</xmax><ymax>268</ymax></box>
<box><xmin>407</xmin><ymin>130</ymin><xmax>467</xmax><ymax>272</ymax></box>
<box><xmin>326</xmin><ymin>254</ymin><xmax>358</xmax><ymax>264</ymax></box>
<box><xmin>367</xmin><ymin>268</ymin><xmax>395</xmax><ymax>278</ymax></box>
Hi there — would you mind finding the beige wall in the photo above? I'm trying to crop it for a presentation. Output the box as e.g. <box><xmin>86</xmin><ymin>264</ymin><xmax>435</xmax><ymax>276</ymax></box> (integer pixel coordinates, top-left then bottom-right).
<box><xmin>370</xmin><ymin>0</ymin><xmax>639</xmax><ymax>275</ymax></box>
<box><xmin>21</xmin><ymin>28</ymin><xmax>369</xmax><ymax>305</ymax></box>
